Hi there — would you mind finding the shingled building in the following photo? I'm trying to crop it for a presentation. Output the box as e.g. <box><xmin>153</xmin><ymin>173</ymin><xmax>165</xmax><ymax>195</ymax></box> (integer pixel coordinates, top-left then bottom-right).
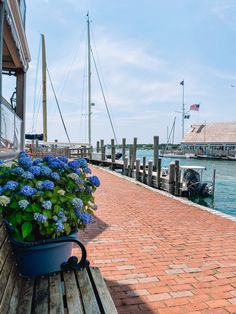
<box><xmin>181</xmin><ymin>122</ymin><xmax>236</xmax><ymax>156</ymax></box>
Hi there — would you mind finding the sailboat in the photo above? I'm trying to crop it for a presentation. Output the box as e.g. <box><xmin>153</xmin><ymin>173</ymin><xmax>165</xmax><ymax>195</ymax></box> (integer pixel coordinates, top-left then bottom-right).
<box><xmin>27</xmin><ymin>15</ymin><xmax>121</xmax><ymax>160</ymax></box>
<box><xmin>25</xmin><ymin>34</ymin><xmax>72</xmax><ymax>145</ymax></box>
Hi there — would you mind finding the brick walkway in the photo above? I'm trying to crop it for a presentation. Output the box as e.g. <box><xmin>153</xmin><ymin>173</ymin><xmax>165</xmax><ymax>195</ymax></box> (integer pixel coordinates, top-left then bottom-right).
<box><xmin>73</xmin><ymin>166</ymin><xmax>236</xmax><ymax>314</ymax></box>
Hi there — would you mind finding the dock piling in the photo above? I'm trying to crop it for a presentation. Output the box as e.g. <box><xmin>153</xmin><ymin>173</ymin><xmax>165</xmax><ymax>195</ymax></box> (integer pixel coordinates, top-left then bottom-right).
<box><xmin>147</xmin><ymin>160</ymin><xmax>153</xmax><ymax>186</ymax></box>
<box><xmin>136</xmin><ymin>159</ymin><xmax>140</xmax><ymax>181</ymax></box>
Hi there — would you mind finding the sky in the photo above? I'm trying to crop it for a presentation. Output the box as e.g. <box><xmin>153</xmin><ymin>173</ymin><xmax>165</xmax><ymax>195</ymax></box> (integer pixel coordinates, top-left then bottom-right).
<box><xmin>21</xmin><ymin>0</ymin><xmax>236</xmax><ymax>145</ymax></box>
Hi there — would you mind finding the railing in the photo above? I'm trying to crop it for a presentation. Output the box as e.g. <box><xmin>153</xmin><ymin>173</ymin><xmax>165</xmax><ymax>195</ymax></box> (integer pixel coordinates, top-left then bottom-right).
<box><xmin>0</xmin><ymin>99</ymin><xmax>22</xmax><ymax>157</ymax></box>
<box><xmin>29</xmin><ymin>142</ymin><xmax>93</xmax><ymax>159</ymax></box>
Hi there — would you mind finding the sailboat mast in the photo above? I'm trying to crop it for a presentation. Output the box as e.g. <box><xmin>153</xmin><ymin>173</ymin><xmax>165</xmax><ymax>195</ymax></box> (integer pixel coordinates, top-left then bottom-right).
<box><xmin>181</xmin><ymin>80</ymin><xmax>185</xmax><ymax>139</ymax></box>
<box><xmin>87</xmin><ymin>13</ymin><xmax>92</xmax><ymax>146</ymax></box>
<box><xmin>41</xmin><ymin>34</ymin><xmax>47</xmax><ymax>142</ymax></box>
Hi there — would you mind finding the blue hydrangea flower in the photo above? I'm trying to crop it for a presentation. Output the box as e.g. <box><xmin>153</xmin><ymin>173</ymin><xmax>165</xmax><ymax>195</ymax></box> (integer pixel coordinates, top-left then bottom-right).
<box><xmin>75</xmin><ymin>210</ymin><xmax>92</xmax><ymax>225</ymax></box>
<box><xmin>83</xmin><ymin>167</ymin><xmax>91</xmax><ymax>174</ymax></box>
<box><xmin>71</xmin><ymin>198</ymin><xmax>83</xmax><ymax>209</ymax></box>
<box><xmin>58</xmin><ymin>209</ymin><xmax>67</xmax><ymax>222</ymax></box>
<box><xmin>4</xmin><ymin>180</ymin><xmax>19</xmax><ymax>190</ymax></box>
<box><xmin>20</xmin><ymin>185</ymin><xmax>37</xmax><ymax>197</ymax></box>
<box><xmin>42</xmin><ymin>200</ymin><xmax>52</xmax><ymax>210</ymax></box>
<box><xmin>79</xmin><ymin>158</ymin><xmax>88</xmax><ymax>168</ymax></box>
<box><xmin>11</xmin><ymin>167</ymin><xmax>24</xmax><ymax>175</ymax></box>
<box><xmin>88</xmin><ymin>176</ymin><xmax>100</xmax><ymax>187</ymax></box>
<box><xmin>50</xmin><ymin>172</ymin><xmax>60</xmax><ymax>181</ymax></box>
<box><xmin>68</xmin><ymin>160</ymin><xmax>81</xmax><ymax>170</ymax></box>
<box><xmin>29</xmin><ymin>166</ymin><xmax>41</xmax><ymax>176</ymax></box>
<box><xmin>18</xmin><ymin>151</ymin><xmax>29</xmax><ymax>158</ymax></box>
<box><xmin>48</xmin><ymin>158</ymin><xmax>64</xmax><ymax>168</ymax></box>
<box><xmin>18</xmin><ymin>200</ymin><xmax>29</xmax><ymax>209</ymax></box>
<box><xmin>55</xmin><ymin>220</ymin><xmax>64</xmax><ymax>232</ymax></box>
<box><xmin>18</xmin><ymin>157</ymin><xmax>33</xmax><ymax>169</ymax></box>
<box><xmin>22</xmin><ymin>171</ymin><xmax>34</xmax><ymax>179</ymax></box>
<box><xmin>42</xmin><ymin>180</ymin><xmax>54</xmax><ymax>190</ymax></box>
<box><xmin>58</xmin><ymin>155</ymin><xmax>68</xmax><ymax>163</ymax></box>
<box><xmin>34</xmin><ymin>212</ymin><xmax>48</xmax><ymax>222</ymax></box>
<box><xmin>75</xmin><ymin>168</ymin><xmax>81</xmax><ymax>176</ymax></box>
<box><xmin>40</xmin><ymin>166</ymin><xmax>52</xmax><ymax>176</ymax></box>
<box><xmin>43</xmin><ymin>155</ymin><xmax>54</xmax><ymax>163</ymax></box>
<box><xmin>33</xmin><ymin>158</ymin><xmax>43</xmax><ymax>165</ymax></box>
<box><xmin>0</xmin><ymin>160</ymin><xmax>5</xmax><ymax>164</ymax></box>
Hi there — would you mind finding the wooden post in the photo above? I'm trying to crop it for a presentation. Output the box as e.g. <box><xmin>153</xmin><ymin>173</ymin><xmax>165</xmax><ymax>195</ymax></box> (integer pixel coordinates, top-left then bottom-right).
<box><xmin>142</xmin><ymin>157</ymin><xmax>146</xmax><ymax>183</ymax></box>
<box><xmin>122</xmin><ymin>138</ymin><xmax>126</xmax><ymax>161</ymax></box>
<box><xmin>111</xmin><ymin>139</ymin><xmax>115</xmax><ymax>163</ymax></box>
<box><xmin>153</xmin><ymin>136</ymin><xmax>159</xmax><ymax>171</ymax></box>
<box><xmin>128</xmin><ymin>145</ymin><xmax>133</xmax><ymax>177</ymax></box>
<box><xmin>212</xmin><ymin>167</ymin><xmax>216</xmax><ymax>196</ymax></box>
<box><xmin>168</xmin><ymin>162</ymin><xmax>175</xmax><ymax>194</ymax></box>
<box><xmin>175</xmin><ymin>160</ymin><xmax>180</xmax><ymax>196</ymax></box>
<box><xmin>123</xmin><ymin>157</ymin><xmax>129</xmax><ymax>176</ymax></box>
<box><xmin>100</xmin><ymin>140</ymin><xmax>105</xmax><ymax>160</ymax></box>
<box><xmin>96</xmin><ymin>141</ymin><xmax>100</xmax><ymax>153</ymax></box>
<box><xmin>157</xmin><ymin>158</ymin><xmax>161</xmax><ymax>189</ymax></box>
<box><xmin>136</xmin><ymin>159</ymin><xmax>140</xmax><ymax>181</ymax></box>
<box><xmin>147</xmin><ymin>160</ymin><xmax>153</xmax><ymax>186</ymax></box>
<box><xmin>132</xmin><ymin>137</ymin><xmax>137</xmax><ymax>171</ymax></box>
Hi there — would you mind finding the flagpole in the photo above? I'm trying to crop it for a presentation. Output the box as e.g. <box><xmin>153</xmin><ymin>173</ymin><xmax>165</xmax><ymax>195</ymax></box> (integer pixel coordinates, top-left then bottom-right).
<box><xmin>181</xmin><ymin>80</ymin><xmax>185</xmax><ymax>139</ymax></box>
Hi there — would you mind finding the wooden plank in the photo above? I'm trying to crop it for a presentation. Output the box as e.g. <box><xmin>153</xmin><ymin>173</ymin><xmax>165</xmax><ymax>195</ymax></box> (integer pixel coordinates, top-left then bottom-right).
<box><xmin>34</xmin><ymin>277</ymin><xmax>49</xmax><ymax>314</ymax></box>
<box><xmin>0</xmin><ymin>264</ymin><xmax>18</xmax><ymax>314</ymax></box>
<box><xmin>17</xmin><ymin>278</ymin><xmax>34</xmax><ymax>314</ymax></box>
<box><xmin>49</xmin><ymin>273</ymin><xmax>64</xmax><ymax>314</ymax></box>
<box><xmin>7</xmin><ymin>274</ymin><xmax>23</xmax><ymax>314</ymax></box>
<box><xmin>63</xmin><ymin>271</ymin><xmax>84</xmax><ymax>314</ymax></box>
<box><xmin>89</xmin><ymin>267</ymin><xmax>118</xmax><ymax>314</ymax></box>
<box><xmin>0</xmin><ymin>249</ymin><xmax>13</xmax><ymax>302</ymax></box>
<box><xmin>0</xmin><ymin>236</ymin><xmax>10</xmax><ymax>271</ymax></box>
<box><xmin>76</xmin><ymin>269</ymin><xmax>100</xmax><ymax>314</ymax></box>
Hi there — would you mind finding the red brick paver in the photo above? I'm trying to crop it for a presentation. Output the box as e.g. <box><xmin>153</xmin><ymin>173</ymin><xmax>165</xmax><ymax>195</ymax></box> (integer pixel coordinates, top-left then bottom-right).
<box><xmin>73</xmin><ymin>166</ymin><xmax>236</xmax><ymax>313</ymax></box>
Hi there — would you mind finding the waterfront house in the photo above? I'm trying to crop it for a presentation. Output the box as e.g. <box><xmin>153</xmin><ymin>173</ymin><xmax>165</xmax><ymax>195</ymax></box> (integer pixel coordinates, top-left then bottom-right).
<box><xmin>0</xmin><ymin>0</ymin><xmax>30</xmax><ymax>159</ymax></box>
<box><xmin>181</xmin><ymin>121</ymin><xmax>236</xmax><ymax>156</ymax></box>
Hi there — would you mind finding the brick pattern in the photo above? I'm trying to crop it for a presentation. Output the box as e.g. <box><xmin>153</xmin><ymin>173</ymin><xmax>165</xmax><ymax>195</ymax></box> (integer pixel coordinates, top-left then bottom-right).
<box><xmin>73</xmin><ymin>167</ymin><xmax>236</xmax><ymax>313</ymax></box>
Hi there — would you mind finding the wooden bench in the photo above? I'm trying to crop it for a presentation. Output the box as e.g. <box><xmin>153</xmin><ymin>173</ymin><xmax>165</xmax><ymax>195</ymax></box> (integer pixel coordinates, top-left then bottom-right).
<box><xmin>0</xmin><ymin>221</ymin><xmax>118</xmax><ymax>314</ymax></box>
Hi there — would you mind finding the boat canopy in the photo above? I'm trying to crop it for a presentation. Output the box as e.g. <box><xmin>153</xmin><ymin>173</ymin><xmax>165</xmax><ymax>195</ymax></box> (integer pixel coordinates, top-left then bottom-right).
<box><xmin>180</xmin><ymin>166</ymin><xmax>206</xmax><ymax>170</ymax></box>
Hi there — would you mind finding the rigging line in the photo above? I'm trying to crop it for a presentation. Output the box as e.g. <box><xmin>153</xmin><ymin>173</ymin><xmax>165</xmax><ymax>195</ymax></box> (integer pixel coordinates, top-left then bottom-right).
<box><xmin>46</xmin><ymin>65</ymin><xmax>71</xmax><ymax>144</ymax></box>
<box><xmin>59</xmin><ymin>25</ymin><xmax>86</xmax><ymax>99</ymax></box>
<box><xmin>90</xmin><ymin>47</ymin><xmax>119</xmax><ymax>145</ymax></box>
<box><xmin>34</xmin><ymin>83</ymin><xmax>42</xmax><ymax>132</ymax></box>
<box><xmin>31</xmin><ymin>38</ymin><xmax>42</xmax><ymax>133</ymax></box>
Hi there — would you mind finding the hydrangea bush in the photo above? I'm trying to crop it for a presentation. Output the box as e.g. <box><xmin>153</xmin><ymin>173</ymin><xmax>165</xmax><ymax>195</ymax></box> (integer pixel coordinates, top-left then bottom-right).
<box><xmin>0</xmin><ymin>152</ymin><xmax>100</xmax><ymax>241</ymax></box>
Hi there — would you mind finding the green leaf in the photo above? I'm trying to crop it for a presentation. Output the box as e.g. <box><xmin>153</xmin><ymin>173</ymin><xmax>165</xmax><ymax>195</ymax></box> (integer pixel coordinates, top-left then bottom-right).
<box><xmin>22</xmin><ymin>222</ymin><xmax>32</xmax><ymax>239</ymax></box>
<box><xmin>16</xmin><ymin>213</ymin><xmax>22</xmax><ymax>224</ymax></box>
<box><xmin>64</xmin><ymin>223</ymin><xmax>71</xmax><ymax>235</ymax></box>
<box><xmin>22</xmin><ymin>212</ymin><xmax>33</xmax><ymax>221</ymax></box>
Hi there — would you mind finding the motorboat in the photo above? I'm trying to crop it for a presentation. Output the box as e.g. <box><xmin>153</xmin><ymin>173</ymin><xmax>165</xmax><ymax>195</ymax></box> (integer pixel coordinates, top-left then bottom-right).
<box><xmin>180</xmin><ymin>166</ymin><xmax>214</xmax><ymax>198</ymax></box>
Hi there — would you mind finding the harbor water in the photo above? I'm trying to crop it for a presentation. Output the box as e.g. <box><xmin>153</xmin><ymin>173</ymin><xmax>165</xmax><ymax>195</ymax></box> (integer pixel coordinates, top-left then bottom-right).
<box><xmin>136</xmin><ymin>149</ymin><xmax>236</xmax><ymax>217</ymax></box>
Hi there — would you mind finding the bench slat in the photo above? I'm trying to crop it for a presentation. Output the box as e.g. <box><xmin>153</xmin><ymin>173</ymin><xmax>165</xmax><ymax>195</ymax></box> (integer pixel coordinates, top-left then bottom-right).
<box><xmin>0</xmin><ymin>237</ymin><xmax>10</xmax><ymax>272</ymax></box>
<box><xmin>34</xmin><ymin>277</ymin><xmax>49</xmax><ymax>314</ymax></box>
<box><xmin>17</xmin><ymin>278</ymin><xmax>34</xmax><ymax>314</ymax></box>
<box><xmin>63</xmin><ymin>271</ymin><xmax>84</xmax><ymax>314</ymax></box>
<box><xmin>76</xmin><ymin>269</ymin><xmax>100</xmax><ymax>314</ymax></box>
<box><xmin>0</xmin><ymin>249</ymin><xmax>14</xmax><ymax>302</ymax></box>
<box><xmin>7</xmin><ymin>274</ymin><xmax>23</xmax><ymax>314</ymax></box>
<box><xmin>49</xmin><ymin>273</ymin><xmax>64</xmax><ymax>314</ymax></box>
<box><xmin>89</xmin><ymin>268</ymin><xmax>118</xmax><ymax>314</ymax></box>
<box><xmin>0</xmin><ymin>262</ymin><xmax>17</xmax><ymax>314</ymax></box>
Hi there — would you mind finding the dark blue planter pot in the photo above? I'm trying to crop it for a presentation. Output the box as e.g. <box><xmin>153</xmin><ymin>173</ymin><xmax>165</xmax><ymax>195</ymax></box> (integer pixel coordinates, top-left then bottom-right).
<box><xmin>10</xmin><ymin>231</ymin><xmax>78</xmax><ymax>277</ymax></box>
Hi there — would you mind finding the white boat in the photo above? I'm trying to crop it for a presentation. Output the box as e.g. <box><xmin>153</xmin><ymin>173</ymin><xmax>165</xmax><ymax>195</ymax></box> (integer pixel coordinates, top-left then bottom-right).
<box><xmin>180</xmin><ymin>165</ymin><xmax>214</xmax><ymax>198</ymax></box>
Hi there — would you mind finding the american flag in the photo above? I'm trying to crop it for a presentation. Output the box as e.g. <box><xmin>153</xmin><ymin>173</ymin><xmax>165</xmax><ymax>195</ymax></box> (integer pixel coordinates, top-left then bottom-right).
<box><xmin>190</xmin><ymin>104</ymin><xmax>200</xmax><ymax>111</ymax></box>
